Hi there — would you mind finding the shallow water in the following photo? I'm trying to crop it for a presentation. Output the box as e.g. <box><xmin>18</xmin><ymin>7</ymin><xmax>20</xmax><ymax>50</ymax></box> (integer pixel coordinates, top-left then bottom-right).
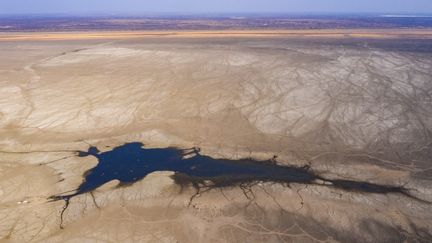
<box><xmin>52</xmin><ymin>142</ymin><xmax>413</xmax><ymax>201</ymax></box>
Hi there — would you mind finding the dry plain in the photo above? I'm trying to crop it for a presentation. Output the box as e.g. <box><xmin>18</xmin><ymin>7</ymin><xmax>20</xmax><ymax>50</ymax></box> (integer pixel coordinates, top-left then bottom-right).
<box><xmin>0</xmin><ymin>31</ymin><xmax>432</xmax><ymax>242</ymax></box>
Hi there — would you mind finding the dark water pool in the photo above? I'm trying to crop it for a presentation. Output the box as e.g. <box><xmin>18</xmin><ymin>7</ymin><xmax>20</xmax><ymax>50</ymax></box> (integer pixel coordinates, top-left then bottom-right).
<box><xmin>51</xmin><ymin>142</ymin><xmax>417</xmax><ymax>202</ymax></box>
<box><xmin>49</xmin><ymin>142</ymin><xmax>429</xmax><ymax>229</ymax></box>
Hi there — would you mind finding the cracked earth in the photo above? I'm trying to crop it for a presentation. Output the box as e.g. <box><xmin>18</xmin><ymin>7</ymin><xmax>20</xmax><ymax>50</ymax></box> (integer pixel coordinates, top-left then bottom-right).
<box><xmin>0</xmin><ymin>37</ymin><xmax>431</xmax><ymax>242</ymax></box>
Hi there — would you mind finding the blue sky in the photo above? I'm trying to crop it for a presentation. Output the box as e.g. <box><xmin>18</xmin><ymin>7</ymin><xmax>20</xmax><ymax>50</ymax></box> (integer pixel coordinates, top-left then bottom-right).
<box><xmin>1</xmin><ymin>0</ymin><xmax>431</xmax><ymax>15</ymax></box>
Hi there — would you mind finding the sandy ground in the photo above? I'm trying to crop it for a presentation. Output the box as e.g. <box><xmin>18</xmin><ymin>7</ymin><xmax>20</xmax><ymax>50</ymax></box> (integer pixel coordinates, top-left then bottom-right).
<box><xmin>0</xmin><ymin>35</ymin><xmax>431</xmax><ymax>242</ymax></box>
<box><xmin>1</xmin><ymin>29</ymin><xmax>432</xmax><ymax>41</ymax></box>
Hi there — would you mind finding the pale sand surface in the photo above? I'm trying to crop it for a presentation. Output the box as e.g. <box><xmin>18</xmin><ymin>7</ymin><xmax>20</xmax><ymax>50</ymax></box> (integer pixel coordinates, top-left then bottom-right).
<box><xmin>0</xmin><ymin>35</ymin><xmax>431</xmax><ymax>242</ymax></box>
<box><xmin>2</xmin><ymin>29</ymin><xmax>432</xmax><ymax>41</ymax></box>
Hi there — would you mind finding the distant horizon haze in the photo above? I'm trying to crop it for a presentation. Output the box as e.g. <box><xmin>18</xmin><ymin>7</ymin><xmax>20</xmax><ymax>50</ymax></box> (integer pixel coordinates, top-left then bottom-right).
<box><xmin>1</xmin><ymin>0</ymin><xmax>432</xmax><ymax>15</ymax></box>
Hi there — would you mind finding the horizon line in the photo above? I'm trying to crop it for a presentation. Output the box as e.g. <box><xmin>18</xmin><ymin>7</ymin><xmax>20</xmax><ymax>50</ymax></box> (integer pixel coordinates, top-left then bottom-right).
<box><xmin>1</xmin><ymin>11</ymin><xmax>432</xmax><ymax>17</ymax></box>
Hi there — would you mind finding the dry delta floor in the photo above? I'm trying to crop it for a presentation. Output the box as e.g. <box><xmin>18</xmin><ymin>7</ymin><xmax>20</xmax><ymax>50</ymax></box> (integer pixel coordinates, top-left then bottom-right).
<box><xmin>0</xmin><ymin>33</ymin><xmax>432</xmax><ymax>242</ymax></box>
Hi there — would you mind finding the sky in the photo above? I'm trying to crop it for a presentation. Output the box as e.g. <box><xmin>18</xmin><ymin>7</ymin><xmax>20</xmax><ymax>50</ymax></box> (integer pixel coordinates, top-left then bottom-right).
<box><xmin>1</xmin><ymin>0</ymin><xmax>432</xmax><ymax>15</ymax></box>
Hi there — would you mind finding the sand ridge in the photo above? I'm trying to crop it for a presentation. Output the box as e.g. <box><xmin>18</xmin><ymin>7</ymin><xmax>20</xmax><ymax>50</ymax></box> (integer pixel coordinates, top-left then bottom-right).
<box><xmin>1</xmin><ymin>29</ymin><xmax>432</xmax><ymax>41</ymax></box>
